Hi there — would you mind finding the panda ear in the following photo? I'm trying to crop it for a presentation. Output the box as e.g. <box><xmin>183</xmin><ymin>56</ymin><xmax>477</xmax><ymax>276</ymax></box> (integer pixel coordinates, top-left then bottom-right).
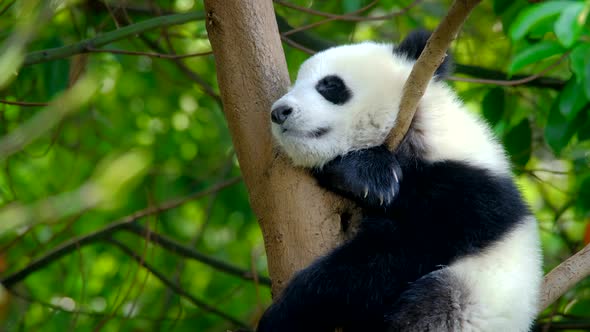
<box><xmin>394</xmin><ymin>29</ymin><xmax>453</xmax><ymax>79</ymax></box>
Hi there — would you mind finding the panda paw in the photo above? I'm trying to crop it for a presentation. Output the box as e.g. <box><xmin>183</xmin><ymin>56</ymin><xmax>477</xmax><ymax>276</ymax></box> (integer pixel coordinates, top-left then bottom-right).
<box><xmin>313</xmin><ymin>146</ymin><xmax>402</xmax><ymax>209</ymax></box>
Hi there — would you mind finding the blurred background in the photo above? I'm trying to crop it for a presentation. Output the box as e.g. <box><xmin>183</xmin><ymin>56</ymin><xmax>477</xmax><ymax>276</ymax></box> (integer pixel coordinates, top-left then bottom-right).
<box><xmin>0</xmin><ymin>0</ymin><xmax>589</xmax><ymax>331</ymax></box>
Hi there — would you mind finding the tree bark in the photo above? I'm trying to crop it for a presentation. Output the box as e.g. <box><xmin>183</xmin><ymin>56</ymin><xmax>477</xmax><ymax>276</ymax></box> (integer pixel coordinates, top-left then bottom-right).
<box><xmin>204</xmin><ymin>0</ymin><xmax>352</xmax><ymax>296</ymax></box>
<box><xmin>539</xmin><ymin>243</ymin><xmax>590</xmax><ymax>312</ymax></box>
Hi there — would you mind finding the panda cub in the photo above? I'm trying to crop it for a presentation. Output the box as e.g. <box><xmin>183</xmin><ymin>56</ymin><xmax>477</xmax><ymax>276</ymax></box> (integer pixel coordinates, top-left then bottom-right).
<box><xmin>258</xmin><ymin>30</ymin><xmax>542</xmax><ymax>332</ymax></box>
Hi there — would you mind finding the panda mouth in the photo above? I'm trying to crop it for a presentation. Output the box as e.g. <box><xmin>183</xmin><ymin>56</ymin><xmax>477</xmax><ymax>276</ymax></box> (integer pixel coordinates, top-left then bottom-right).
<box><xmin>281</xmin><ymin>127</ymin><xmax>331</xmax><ymax>139</ymax></box>
<box><xmin>308</xmin><ymin>127</ymin><xmax>331</xmax><ymax>138</ymax></box>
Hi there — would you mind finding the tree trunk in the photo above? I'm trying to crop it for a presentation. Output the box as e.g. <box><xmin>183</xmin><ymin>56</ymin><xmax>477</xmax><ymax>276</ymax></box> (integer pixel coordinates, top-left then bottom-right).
<box><xmin>204</xmin><ymin>0</ymin><xmax>353</xmax><ymax>296</ymax></box>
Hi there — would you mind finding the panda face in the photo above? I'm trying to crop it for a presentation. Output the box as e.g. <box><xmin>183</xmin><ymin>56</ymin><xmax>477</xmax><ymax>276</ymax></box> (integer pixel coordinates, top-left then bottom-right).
<box><xmin>271</xmin><ymin>42</ymin><xmax>413</xmax><ymax>168</ymax></box>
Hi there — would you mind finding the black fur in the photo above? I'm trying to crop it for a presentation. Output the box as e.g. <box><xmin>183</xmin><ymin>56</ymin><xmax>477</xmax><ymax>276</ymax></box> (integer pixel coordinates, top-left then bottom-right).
<box><xmin>257</xmin><ymin>146</ymin><xmax>528</xmax><ymax>332</ymax></box>
<box><xmin>316</xmin><ymin>75</ymin><xmax>352</xmax><ymax>105</ymax></box>
<box><xmin>394</xmin><ymin>30</ymin><xmax>453</xmax><ymax>79</ymax></box>
<box><xmin>386</xmin><ymin>269</ymin><xmax>469</xmax><ymax>331</ymax></box>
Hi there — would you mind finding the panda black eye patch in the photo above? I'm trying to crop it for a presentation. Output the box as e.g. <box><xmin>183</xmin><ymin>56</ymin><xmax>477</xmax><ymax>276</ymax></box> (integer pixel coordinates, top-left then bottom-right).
<box><xmin>315</xmin><ymin>75</ymin><xmax>351</xmax><ymax>105</ymax></box>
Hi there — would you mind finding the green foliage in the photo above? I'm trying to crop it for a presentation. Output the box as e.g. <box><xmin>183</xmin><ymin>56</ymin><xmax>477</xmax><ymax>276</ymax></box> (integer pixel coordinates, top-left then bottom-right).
<box><xmin>506</xmin><ymin>0</ymin><xmax>590</xmax><ymax>156</ymax></box>
<box><xmin>508</xmin><ymin>41</ymin><xmax>565</xmax><ymax>74</ymax></box>
<box><xmin>0</xmin><ymin>0</ymin><xmax>588</xmax><ymax>331</ymax></box>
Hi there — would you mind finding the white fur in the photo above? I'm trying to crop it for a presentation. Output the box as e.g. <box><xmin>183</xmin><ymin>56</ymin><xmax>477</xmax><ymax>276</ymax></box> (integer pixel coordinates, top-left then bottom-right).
<box><xmin>448</xmin><ymin>217</ymin><xmax>542</xmax><ymax>331</ymax></box>
<box><xmin>416</xmin><ymin>84</ymin><xmax>511</xmax><ymax>175</ymax></box>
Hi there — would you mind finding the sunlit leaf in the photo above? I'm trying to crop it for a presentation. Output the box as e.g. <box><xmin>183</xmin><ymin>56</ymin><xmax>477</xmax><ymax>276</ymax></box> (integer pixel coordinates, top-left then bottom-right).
<box><xmin>554</xmin><ymin>2</ymin><xmax>585</xmax><ymax>47</ymax></box>
<box><xmin>509</xmin><ymin>1</ymin><xmax>571</xmax><ymax>41</ymax></box>
<box><xmin>509</xmin><ymin>41</ymin><xmax>565</xmax><ymax>74</ymax></box>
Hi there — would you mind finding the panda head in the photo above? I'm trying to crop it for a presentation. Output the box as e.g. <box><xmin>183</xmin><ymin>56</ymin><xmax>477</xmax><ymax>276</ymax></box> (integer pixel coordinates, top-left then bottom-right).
<box><xmin>271</xmin><ymin>30</ymin><xmax>452</xmax><ymax>168</ymax></box>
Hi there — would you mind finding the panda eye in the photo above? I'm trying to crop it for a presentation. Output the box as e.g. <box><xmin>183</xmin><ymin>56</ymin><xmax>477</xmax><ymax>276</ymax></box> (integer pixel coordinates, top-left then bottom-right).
<box><xmin>315</xmin><ymin>75</ymin><xmax>352</xmax><ymax>105</ymax></box>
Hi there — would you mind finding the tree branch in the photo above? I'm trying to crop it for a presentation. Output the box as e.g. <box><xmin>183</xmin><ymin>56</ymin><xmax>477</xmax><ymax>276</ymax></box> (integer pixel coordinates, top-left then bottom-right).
<box><xmin>274</xmin><ymin>0</ymin><xmax>423</xmax><ymax>21</ymax></box>
<box><xmin>85</xmin><ymin>47</ymin><xmax>213</xmax><ymax>59</ymax></box>
<box><xmin>0</xmin><ymin>177</ymin><xmax>241</xmax><ymax>287</ymax></box>
<box><xmin>453</xmin><ymin>64</ymin><xmax>565</xmax><ymax>90</ymax></box>
<box><xmin>122</xmin><ymin>222</ymin><xmax>271</xmax><ymax>286</ymax></box>
<box><xmin>106</xmin><ymin>238</ymin><xmax>251</xmax><ymax>330</ymax></box>
<box><xmin>0</xmin><ymin>99</ymin><xmax>49</xmax><ymax>107</ymax></box>
<box><xmin>138</xmin><ymin>35</ymin><xmax>221</xmax><ymax>103</ymax></box>
<box><xmin>539</xmin><ymin>243</ymin><xmax>590</xmax><ymax>312</ymax></box>
<box><xmin>385</xmin><ymin>0</ymin><xmax>482</xmax><ymax>149</ymax></box>
<box><xmin>451</xmin><ymin>52</ymin><xmax>569</xmax><ymax>88</ymax></box>
<box><xmin>23</xmin><ymin>11</ymin><xmax>205</xmax><ymax>66</ymax></box>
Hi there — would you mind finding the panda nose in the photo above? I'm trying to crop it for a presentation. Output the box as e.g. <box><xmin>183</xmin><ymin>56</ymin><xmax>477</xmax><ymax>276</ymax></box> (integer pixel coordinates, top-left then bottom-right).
<box><xmin>271</xmin><ymin>105</ymin><xmax>293</xmax><ymax>125</ymax></box>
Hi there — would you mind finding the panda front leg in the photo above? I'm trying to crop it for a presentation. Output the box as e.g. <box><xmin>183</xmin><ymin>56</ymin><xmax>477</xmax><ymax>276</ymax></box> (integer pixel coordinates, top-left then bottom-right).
<box><xmin>313</xmin><ymin>145</ymin><xmax>402</xmax><ymax>209</ymax></box>
<box><xmin>257</xmin><ymin>220</ymin><xmax>403</xmax><ymax>332</ymax></box>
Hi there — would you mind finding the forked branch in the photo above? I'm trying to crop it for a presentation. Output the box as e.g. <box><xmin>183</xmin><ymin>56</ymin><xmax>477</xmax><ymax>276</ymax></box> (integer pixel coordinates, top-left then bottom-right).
<box><xmin>385</xmin><ymin>0</ymin><xmax>481</xmax><ymax>150</ymax></box>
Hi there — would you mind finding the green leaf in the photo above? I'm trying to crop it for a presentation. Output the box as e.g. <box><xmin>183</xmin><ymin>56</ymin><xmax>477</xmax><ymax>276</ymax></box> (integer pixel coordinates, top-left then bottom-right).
<box><xmin>574</xmin><ymin>43</ymin><xmax>590</xmax><ymax>99</ymax></box>
<box><xmin>554</xmin><ymin>2</ymin><xmax>585</xmax><ymax>47</ymax></box>
<box><xmin>41</xmin><ymin>38</ymin><xmax>69</xmax><ymax>99</ymax></box>
<box><xmin>559</xmin><ymin>79</ymin><xmax>588</xmax><ymax>121</ymax></box>
<box><xmin>503</xmin><ymin>119</ymin><xmax>532</xmax><ymax>168</ymax></box>
<box><xmin>509</xmin><ymin>1</ymin><xmax>571</xmax><ymax>41</ymax></box>
<box><xmin>545</xmin><ymin>91</ymin><xmax>587</xmax><ymax>154</ymax></box>
<box><xmin>509</xmin><ymin>41</ymin><xmax>565</xmax><ymax>74</ymax></box>
<box><xmin>482</xmin><ymin>87</ymin><xmax>505</xmax><ymax>126</ymax></box>
<box><xmin>577</xmin><ymin>177</ymin><xmax>590</xmax><ymax>215</ymax></box>
<box><xmin>343</xmin><ymin>0</ymin><xmax>362</xmax><ymax>12</ymax></box>
<box><xmin>500</xmin><ymin>2</ymin><xmax>530</xmax><ymax>37</ymax></box>
<box><xmin>570</xmin><ymin>43</ymin><xmax>590</xmax><ymax>84</ymax></box>
<box><xmin>577</xmin><ymin>108</ymin><xmax>590</xmax><ymax>141</ymax></box>
<box><xmin>493</xmin><ymin>0</ymin><xmax>515</xmax><ymax>15</ymax></box>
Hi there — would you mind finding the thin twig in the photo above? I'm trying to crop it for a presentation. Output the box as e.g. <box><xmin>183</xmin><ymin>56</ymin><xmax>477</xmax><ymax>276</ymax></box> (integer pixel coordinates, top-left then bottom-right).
<box><xmin>275</xmin><ymin>0</ymin><xmax>422</xmax><ymax>22</ymax></box>
<box><xmin>123</xmin><ymin>222</ymin><xmax>272</xmax><ymax>286</ymax></box>
<box><xmin>106</xmin><ymin>238</ymin><xmax>251</xmax><ymax>330</ymax></box>
<box><xmin>0</xmin><ymin>177</ymin><xmax>241</xmax><ymax>287</ymax></box>
<box><xmin>86</xmin><ymin>47</ymin><xmax>213</xmax><ymax>59</ymax></box>
<box><xmin>281</xmin><ymin>36</ymin><xmax>315</xmax><ymax>54</ymax></box>
<box><xmin>385</xmin><ymin>0</ymin><xmax>482</xmax><ymax>149</ymax></box>
<box><xmin>0</xmin><ymin>0</ymin><xmax>16</xmax><ymax>16</ymax></box>
<box><xmin>9</xmin><ymin>289</ymin><xmax>222</xmax><ymax>322</ymax></box>
<box><xmin>24</xmin><ymin>11</ymin><xmax>205</xmax><ymax>66</ymax></box>
<box><xmin>139</xmin><ymin>36</ymin><xmax>221</xmax><ymax>103</ymax></box>
<box><xmin>281</xmin><ymin>0</ymin><xmax>379</xmax><ymax>37</ymax></box>
<box><xmin>449</xmin><ymin>52</ymin><xmax>570</xmax><ymax>87</ymax></box>
<box><xmin>0</xmin><ymin>99</ymin><xmax>49</xmax><ymax>107</ymax></box>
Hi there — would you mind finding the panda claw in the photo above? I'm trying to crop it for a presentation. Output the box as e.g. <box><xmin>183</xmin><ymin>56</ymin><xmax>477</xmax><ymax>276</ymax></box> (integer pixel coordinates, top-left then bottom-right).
<box><xmin>364</xmin><ymin>187</ymin><xmax>369</xmax><ymax>198</ymax></box>
<box><xmin>379</xmin><ymin>194</ymin><xmax>384</xmax><ymax>206</ymax></box>
<box><xmin>393</xmin><ymin>169</ymin><xmax>399</xmax><ymax>183</ymax></box>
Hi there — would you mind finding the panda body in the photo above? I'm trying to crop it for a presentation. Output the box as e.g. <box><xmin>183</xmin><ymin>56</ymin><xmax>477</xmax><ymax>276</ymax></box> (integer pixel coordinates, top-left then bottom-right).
<box><xmin>259</xmin><ymin>31</ymin><xmax>542</xmax><ymax>332</ymax></box>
